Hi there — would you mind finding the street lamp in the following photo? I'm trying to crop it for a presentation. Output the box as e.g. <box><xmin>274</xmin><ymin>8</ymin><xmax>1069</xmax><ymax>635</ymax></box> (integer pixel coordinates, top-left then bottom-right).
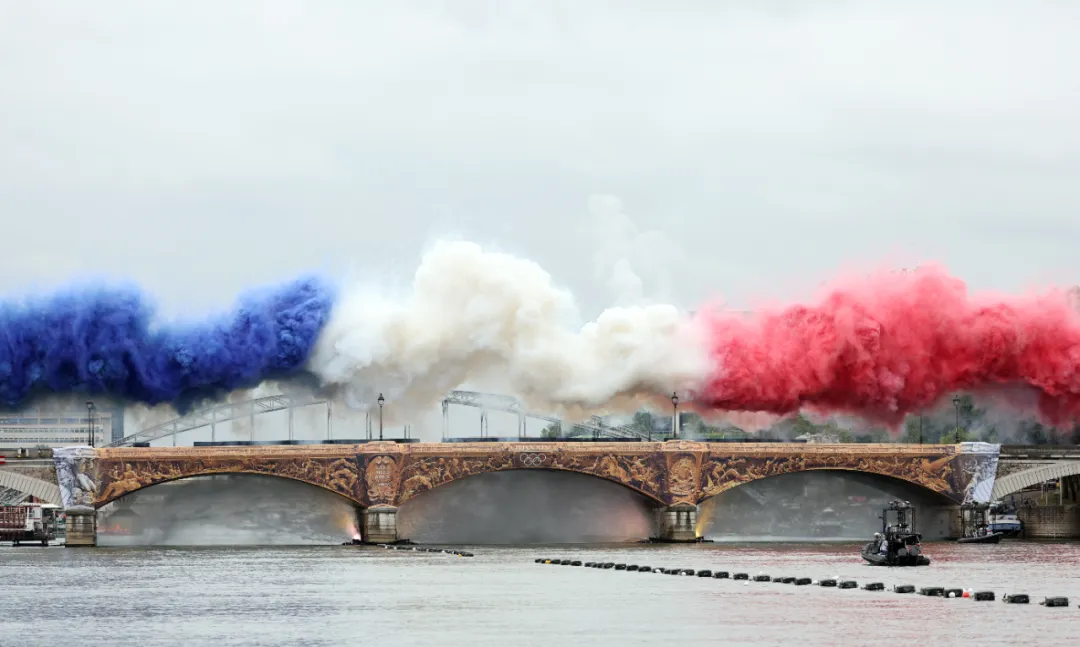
<box><xmin>671</xmin><ymin>392</ymin><xmax>679</xmax><ymax>440</ymax></box>
<box><xmin>952</xmin><ymin>395</ymin><xmax>962</xmax><ymax>441</ymax></box>
<box><xmin>377</xmin><ymin>393</ymin><xmax>385</xmax><ymax>441</ymax></box>
<box><xmin>85</xmin><ymin>400</ymin><xmax>95</xmax><ymax>447</ymax></box>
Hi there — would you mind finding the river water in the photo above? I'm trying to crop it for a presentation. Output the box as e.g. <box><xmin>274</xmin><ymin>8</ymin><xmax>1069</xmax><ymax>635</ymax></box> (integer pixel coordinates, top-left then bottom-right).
<box><xmin>3</xmin><ymin>541</ymin><xmax>1078</xmax><ymax>647</ymax></box>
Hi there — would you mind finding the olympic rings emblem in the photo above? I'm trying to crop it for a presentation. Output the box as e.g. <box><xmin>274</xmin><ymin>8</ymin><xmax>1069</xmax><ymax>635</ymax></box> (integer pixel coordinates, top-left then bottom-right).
<box><xmin>519</xmin><ymin>453</ymin><xmax>547</xmax><ymax>467</ymax></box>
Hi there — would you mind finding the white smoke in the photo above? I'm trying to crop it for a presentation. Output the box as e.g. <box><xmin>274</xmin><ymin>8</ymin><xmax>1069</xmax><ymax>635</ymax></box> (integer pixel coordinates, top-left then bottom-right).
<box><xmin>588</xmin><ymin>194</ymin><xmax>684</xmax><ymax>308</ymax></box>
<box><xmin>307</xmin><ymin>239</ymin><xmax>711</xmax><ymax>421</ymax></box>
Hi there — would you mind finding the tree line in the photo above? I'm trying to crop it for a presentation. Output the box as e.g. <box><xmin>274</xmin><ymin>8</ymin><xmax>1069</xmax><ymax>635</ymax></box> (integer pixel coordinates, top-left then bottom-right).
<box><xmin>540</xmin><ymin>394</ymin><xmax>1080</xmax><ymax>444</ymax></box>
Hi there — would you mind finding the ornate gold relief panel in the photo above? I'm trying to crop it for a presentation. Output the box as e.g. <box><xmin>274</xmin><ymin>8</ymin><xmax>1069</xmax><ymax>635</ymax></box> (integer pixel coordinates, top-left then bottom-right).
<box><xmin>94</xmin><ymin>455</ymin><xmax>365</xmax><ymax>507</ymax></box>
<box><xmin>696</xmin><ymin>451</ymin><xmax>962</xmax><ymax>503</ymax></box>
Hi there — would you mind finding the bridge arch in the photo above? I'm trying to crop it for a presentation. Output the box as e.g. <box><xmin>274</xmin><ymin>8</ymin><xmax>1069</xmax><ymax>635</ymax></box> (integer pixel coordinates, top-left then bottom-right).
<box><xmin>991</xmin><ymin>462</ymin><xmax>1080</xmax><ymax>500</ymax></box>
<box><xmin>693</xmin><ymin>449</ymin><xmax>973</xmax><ymax>505</ymax></box>
<box><xmin>93</xmin><ymin>456</ymin><xmax>365</xmax><ymax>509</ymax></box>
<box><xmin>397</xmin><ymin>465</ymin><xmax>667</xmax><ymax>508</ymax></box>
<box><xmin>95</xmin><ymin>471</ymin><xmax>362</xmax><ymax>510</ymax></box>
<box><xmin>0</xmin><ymin>470</ymin><xmax>62</xmax><ymax>505</ymax></box>
<box><xmin>696</xmin><ymin>467</ymin><xmax>959</xmax><ymax>506</ymax></box>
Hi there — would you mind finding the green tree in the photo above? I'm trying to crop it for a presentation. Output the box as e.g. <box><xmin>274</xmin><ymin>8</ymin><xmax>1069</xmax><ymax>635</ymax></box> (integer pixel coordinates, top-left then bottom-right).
<box><xmin>540</xmin><ymin>423</ymin><xmax>561</xmax><ymax>439</ymax></box>
<box><xmin>632</xmin><ymin>411</ymin><xmax>656</xmax><ymax>438</ymax></box>
<box><xmin>791</xmin><ymin>413</ymin><xmax>819</xmax><ymax>437</ymax></box>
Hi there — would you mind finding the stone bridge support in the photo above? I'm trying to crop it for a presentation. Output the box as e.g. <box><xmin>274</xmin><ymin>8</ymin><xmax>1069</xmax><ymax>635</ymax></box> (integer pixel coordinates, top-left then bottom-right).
<box><xmin>65</xmin><ymin>509</ymin><xmax>97</xmax><ymax>547</ymax></box>
<box><xmin>657</xmin><ymin>504</ymin><xmax>698</xmax><ymax>542</ymax></box>
<box><xmin>361</xmin><ymin>506</ymin><xmax>400</xmax><ymax>544</ymax></box>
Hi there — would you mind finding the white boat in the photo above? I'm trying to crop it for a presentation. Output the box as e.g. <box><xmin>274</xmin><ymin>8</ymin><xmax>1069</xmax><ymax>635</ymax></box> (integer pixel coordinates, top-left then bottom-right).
<box><xmin>987</xmin><ymin>501</ymin><xmax>1023</xmax><ymax>538</ymax></box>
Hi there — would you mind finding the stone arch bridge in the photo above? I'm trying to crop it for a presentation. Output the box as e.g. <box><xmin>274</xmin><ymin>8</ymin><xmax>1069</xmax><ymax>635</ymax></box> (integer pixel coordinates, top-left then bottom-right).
<box><xmin>54</xmin><ymin>441</ymin><xmax>1000</xmax><ymax>546</ymax></box>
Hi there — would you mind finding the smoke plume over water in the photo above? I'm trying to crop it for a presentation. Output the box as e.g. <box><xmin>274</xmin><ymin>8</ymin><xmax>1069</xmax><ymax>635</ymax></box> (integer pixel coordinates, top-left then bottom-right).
<box><xmin>5</xmin><ymin>240</ymin><xmax>1080</xmax><ymax>430</ymax></box>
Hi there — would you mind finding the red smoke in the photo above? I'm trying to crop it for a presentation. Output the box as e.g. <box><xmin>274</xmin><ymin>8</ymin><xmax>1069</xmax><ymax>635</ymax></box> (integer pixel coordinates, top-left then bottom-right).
<box><xmin>697</xmin><ymin>265</ymin><xmax>1080</xmax><ymax>427</ymax></box>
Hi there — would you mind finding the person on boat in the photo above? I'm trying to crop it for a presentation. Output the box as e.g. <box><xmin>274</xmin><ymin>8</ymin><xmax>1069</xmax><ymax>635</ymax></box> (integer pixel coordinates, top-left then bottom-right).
<box><xmin>875</xmin><ymin>532</ymin><xmax>888</xmax><ymax>554</ymax></box>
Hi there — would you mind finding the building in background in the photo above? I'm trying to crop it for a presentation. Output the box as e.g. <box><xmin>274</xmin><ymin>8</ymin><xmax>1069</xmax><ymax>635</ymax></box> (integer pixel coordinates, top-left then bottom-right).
<box><xmin>0</xmin><ymin>405</ymin><xmax>123</xmax><ymax>452</ymax></box>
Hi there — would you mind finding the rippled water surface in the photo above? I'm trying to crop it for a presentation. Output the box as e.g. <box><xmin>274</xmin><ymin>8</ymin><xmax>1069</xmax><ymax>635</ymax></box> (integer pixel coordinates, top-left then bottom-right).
<box><xmin>4</xmin><ymin>541</ymin><xmax>1080</xmax><ymax>646</ymax></box>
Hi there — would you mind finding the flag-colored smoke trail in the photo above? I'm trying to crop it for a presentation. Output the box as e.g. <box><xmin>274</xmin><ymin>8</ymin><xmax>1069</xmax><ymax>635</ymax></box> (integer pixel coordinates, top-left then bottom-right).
<box><xmin>697</xmin><ymin>265</ymin><xmax>1080</xmax><ymax>426</ymax></box>
<box><xmin>3</xmin><ymin>243</ymin><xmax>1080</xmax><ymax>430</ymax></box>
<box><xmin>0</xmin><ymin>278</ymin><xmax>335</xmax><ymax>412</ymax></box>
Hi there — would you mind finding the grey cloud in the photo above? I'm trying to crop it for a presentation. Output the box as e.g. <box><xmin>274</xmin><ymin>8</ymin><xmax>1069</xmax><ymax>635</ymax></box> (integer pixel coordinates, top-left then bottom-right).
<box><xmin>1</xmin><ymin>1</ymin><xmax>1079</xmax><ymax>314</ymax></box>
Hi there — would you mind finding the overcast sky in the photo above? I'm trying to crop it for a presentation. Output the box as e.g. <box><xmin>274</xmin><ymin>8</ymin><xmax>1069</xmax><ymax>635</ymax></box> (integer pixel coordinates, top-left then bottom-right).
<box><xmin>2</xmin><ymin>1</ymin><xmax>1079</xmax><ymax>319</ymax></box>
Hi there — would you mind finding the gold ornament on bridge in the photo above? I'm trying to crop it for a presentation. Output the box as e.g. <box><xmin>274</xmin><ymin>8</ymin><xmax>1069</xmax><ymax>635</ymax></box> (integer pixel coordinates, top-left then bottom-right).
<box><xmin>666</xmin><ymin>456</ymin><xmax>698</xmax><ymax>499</ymax></box>
<box><xmin>365</xmin><ymin>456</ymin><xmax>397</xmax><ymax>503</ymax></box>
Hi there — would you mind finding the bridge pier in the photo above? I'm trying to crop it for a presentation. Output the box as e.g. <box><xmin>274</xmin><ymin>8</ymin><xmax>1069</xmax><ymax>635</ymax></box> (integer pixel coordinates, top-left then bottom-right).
<box><xmin>656</xmin><ymin>503</ymin><xmax>699</xmax><ymax>542</ymax></box>
<box><xmin>64</xmin><ymin>508</ymin><xmax>97</xmax><ymax>547</ymax></box>
<box><xmin>361</xmin><ymin>506</ymin><xmax>401</xmax><ymax>544</ymax></box>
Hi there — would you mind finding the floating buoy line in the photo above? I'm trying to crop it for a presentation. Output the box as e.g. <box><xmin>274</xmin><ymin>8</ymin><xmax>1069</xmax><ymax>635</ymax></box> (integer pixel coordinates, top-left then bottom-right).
<box><xmin>534</xmin><ymin>558</ymin><xmax>1072</xmax><ymax>608</ymax></box>
<box><xmin>377</xmin><ymin>544</ymin><xmax>475</xmax><ymax>557</ymax></box>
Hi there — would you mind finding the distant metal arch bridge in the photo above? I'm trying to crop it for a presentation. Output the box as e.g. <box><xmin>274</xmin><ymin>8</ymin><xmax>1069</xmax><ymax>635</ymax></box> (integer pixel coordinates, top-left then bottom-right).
<box><xmin>107</xmin><ymin>391</ymin><xmax>651</xmax><ymax>447</ymax></box>
<box><xmin>440</xmin><ymin>390</ymin><xmax>651</xmax><ymax>440</ymax></box>
<box><xmin>107</xmin><ymin>395</ymin><xmax>335</xmax><ymax>447</ymax></box>
<box><xmin>991</xmin><ymin>461</ymin><xmax>1080</xmax><ymax>500</ymax></box>
<box><xmin>0</xmin><ymin>470</ymin><xmax>62</xmax><ymax>505</ymax></box>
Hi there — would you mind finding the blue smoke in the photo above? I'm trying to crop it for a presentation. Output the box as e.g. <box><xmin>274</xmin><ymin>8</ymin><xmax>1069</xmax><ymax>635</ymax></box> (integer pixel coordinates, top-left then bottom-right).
<box><xmin>0</xmin><ymin>277</ymin><xmax>336</xmax><ymax>413</ymax></box>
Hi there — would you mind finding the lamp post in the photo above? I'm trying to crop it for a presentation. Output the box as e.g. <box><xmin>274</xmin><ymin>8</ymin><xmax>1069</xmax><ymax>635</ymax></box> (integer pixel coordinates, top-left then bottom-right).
<box><xmin>85</xmin><ymin>400</ymin><xmax>95</xmax><ymax>447</ymax></box>
<box><xmin>952</xmin><ymin>395</ymin><xmax>962</xmax><ymax>442</ymax></box>
<box><xmin>671</xmin><ymin>392</ymin><xmax>679</xmax><ymax>440</ymax></box>
<box><xmin>378</xmin><ymin>393</ymin><xmax>385</xmax><ymax>441</ymax></box>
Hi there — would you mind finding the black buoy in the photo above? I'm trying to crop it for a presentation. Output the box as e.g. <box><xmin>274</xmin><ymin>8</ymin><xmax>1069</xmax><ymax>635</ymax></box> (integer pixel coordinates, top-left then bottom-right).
<box><xmin>534</xmin><ymin>558</ymin><xmax>544</xmax><ymax>563</ymax></box>
<box><xmin>1041</xmin><ymin>596</ymin><xmax>1068</xmax><ymax>607</ymax></box>
<box><xmin>638</xmin><ymin>565</ymin><xmax>650</xmax><ymax>572</ymax></box>
<box><xmin>570</xmin><ymin>560</ymin><xmax>582</xmax><ymax>566</ymax></box>
<box><xmin>1003</xmin><ymin>594</ymin><xmax>1030</xmax><ymax>604</ymax></box>
<box><xmin>818</xmin><ymin>579</ymin><xmax>837</xmax><ymax>587</ymax></box>
<box><xmin>713</xmin><ymin>571</ymin><xmax>730</xmax><ymax>579</ymax></box>
<box><xmin>779</xmin><ymin>577</ymin><xmax>796</xmax><ymax>584</ymax></box>
<box><xmin>944</xmin><ymin>588</ymin><xmax>963</xmax><ymax>598</ymax></box>
<box><xmin>627</xmin><ymin>565</ymin><xmax>639</xmax><ymax>571</ymax></box>
<box><xmin>615</xmin><ymin>564</ymin><xmax>627</xmax><ymax>570</ymax></box>
<box><xmin>696</xmin><ymin>570</ymin><xmax>712</xmax><ymax>577</ymax></box>
<box><xmin>894</xmin><ymin>585</ymin><xmax>915</xmax><ymax>594</ymax></box>
<box><xmin>584</xmin><ymin>562</ymin><xmax>595</xmax><ymax>567</ymax></box>
<box><xmin>667</xmin><ymin>569</ymin><xmax>680</xmax><ymax>576</ymax></box>
<box><xmin>973</xmin><ymin>591</ymin><xmax>995</xmax><ymax>601</ymax></box>
<box><xmin>863</xmin><ymin>582</ymin><xmax>884</xmax><ymax>591</ymax></box>
<box><xmin>733</xmin><ymin>572</ymin><xmax>749</xmax><ymax>580</ymax></box>
<box><xmin>838</xmin><ymin>580</ymin><xmax>857</xmax><ymax>589</ymax></box>
<box><xmin>794</xmin><ymin>578</ymin><xmax>811</xmax><ymax>586</ymax></box>
<box><xmin>753</xmin><ymin>575</ymin><xmax>771</xmax><ymax>582</ymax></box>
<box><xmin>602</xmin><ymin>563</ymin><xmax>614</xmax><ymax>569</ymax></box>
<box><xmin>919</xmin><ymin>587</ymin><xmax>944</xmax><ymax>597</ymax></box>
<box><xmin>560</xmin><ymin>559</ymin><xmax>572</xmax><ymax>565</ymax></box>
<box><xmin>680</xmin><ymin>569</ymin><xmax>695</xmax><ymax>576</ymax></box>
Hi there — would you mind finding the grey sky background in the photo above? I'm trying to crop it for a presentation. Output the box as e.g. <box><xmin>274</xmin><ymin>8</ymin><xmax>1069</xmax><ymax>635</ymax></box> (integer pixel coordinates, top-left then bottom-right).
<box><xmin>2</xmin><ymin>1</ymin><xmax>1079</xmax><ymax>322</ymax></box>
